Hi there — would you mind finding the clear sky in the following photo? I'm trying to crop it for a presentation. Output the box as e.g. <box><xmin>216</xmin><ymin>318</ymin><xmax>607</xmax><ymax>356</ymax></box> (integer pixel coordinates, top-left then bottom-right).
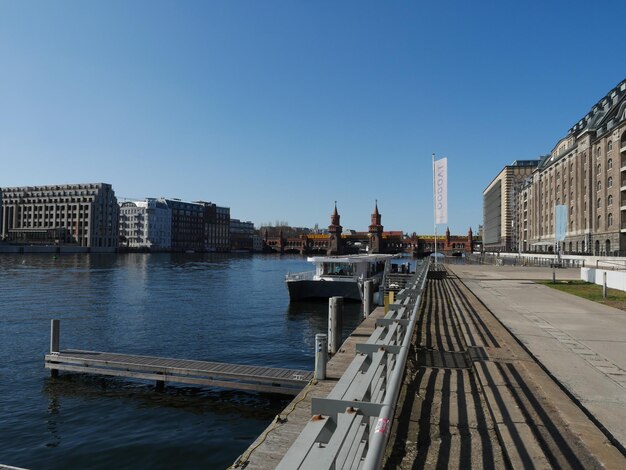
<box><xmin>1</xmin><ymin>1</ymin><xmax>624</xmax><ymax>234</ymax></box>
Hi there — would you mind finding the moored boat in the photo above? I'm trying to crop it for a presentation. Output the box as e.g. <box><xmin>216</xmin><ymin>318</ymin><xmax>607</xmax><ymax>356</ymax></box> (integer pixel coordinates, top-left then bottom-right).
<box><xmin>285</xmin><ymin>253</ymin><xmax>396</xmax><ymax>301</ymax></box>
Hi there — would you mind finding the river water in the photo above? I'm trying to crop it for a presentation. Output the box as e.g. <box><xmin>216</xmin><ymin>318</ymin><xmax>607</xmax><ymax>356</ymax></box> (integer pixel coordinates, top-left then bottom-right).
<box><xmin>0</xmin><ymin>253</ymin><xmax>365</xmax><ymax>469</ymax></box>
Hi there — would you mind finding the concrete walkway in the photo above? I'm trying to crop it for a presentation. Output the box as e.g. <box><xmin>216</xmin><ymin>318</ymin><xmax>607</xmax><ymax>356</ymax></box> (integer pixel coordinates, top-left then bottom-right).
<box><xmin>448</xmin><ymin>264</ymin><xmax>626</xmax><ymax>453</ymax></box>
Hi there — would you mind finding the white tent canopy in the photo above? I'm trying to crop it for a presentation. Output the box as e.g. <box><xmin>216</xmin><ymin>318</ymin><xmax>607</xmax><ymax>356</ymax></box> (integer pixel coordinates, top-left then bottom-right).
<box><xmin>531</xmin><ymin>241</ymin><xmax>555</xmax><ymax>247</ymax></box>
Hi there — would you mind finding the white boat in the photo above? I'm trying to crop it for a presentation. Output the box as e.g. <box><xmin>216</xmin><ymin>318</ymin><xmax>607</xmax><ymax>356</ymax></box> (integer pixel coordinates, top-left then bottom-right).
<box><xmin>285</xmin><ymin>254</ymin><xmax>396</xmax><ymax>301</ymax></box>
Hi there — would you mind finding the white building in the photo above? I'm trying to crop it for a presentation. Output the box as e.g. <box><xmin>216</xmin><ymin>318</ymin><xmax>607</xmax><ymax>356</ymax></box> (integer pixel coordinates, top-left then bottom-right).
<box><xmin>119</xmin><ymin>198</ymin><xmax>171</xmax><ymax>250</ymax></box>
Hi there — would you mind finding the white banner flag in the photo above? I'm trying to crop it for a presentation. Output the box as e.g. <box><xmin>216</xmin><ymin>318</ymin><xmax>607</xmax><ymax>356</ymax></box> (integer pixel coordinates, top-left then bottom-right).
<box><xmin>434</xmin><ymin>157</ymin><xmax>447</xmax><ymax>224</ymax></box>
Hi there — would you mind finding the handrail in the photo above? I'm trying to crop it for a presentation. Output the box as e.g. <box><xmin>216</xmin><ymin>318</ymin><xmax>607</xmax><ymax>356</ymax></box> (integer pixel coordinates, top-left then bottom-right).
<box><xmin>277</xmin><ymin>258</ymin><xmax>431</xmax><ymax>469</ymax></box>
<box><xmin>285</xmin><ymin>270</ymin><xmax>315</xmax><ymax>281</ymax></box>
<box><xmin>595</xmin><ymin>259</ymin><xmax>626</xmax><ymax>271</ymax></box>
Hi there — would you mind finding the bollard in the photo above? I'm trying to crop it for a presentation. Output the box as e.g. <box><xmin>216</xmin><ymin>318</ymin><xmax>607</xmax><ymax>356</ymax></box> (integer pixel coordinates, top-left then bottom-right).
<box><xmin>315</xmin><ymin>333</ymin><xmax>328</xmax><ymax>380</ymax></box>
<box><xmin>552</xmin><ymin>268</ymin><xmax>556</xmax><ymax>284</ymax></box>
<box><xmin>50</xmin><ymin>319</ymin><xmax>60</xmax><ymax>378</ymax></box>
<box><xmin>363</xmin><ymin>280</ymin><xmax>373</xmax><ymax>319</ymax></box>
<box><xmin>603</xmin><ymin>272</ymin><xmax>607</xmax><ymax>299</ymax></box>
<box><xmin>50</xmin><ymin>319</ymin><xmax>60</xmax><ymax>354</ymax></box>
<box><xmin>328</xmin><ymin>296</ymin><xmax>343</xmax><ymax>354</ymax></box>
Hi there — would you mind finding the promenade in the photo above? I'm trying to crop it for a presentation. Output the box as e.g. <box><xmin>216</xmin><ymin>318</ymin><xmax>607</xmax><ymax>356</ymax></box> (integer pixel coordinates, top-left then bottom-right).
<box><xmin>448</xmin><ymin>264</ymin><xmax>626</xmax><ymax>455</ymax></box>
<box><xmin>234</xmin><ymin>264</ymin><xmax>626</xmax><ymax>469</ymax></box>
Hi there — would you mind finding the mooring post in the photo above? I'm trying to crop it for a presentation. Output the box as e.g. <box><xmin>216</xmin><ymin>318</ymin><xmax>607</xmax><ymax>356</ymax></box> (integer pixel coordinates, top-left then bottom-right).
<box><xmin>50</xmin><ymin>319</ymin><xmax>60</xmax><ymax>354</ymax></box>
<box><xmin>603</xmin><ymin>271</ymin><xmax>607</xmax><ymax>299</ymax></box>
<box><xmin>156</xmin><ymin>373</ymin><xmax>165</xmax><ymax>392</ymax></box>
<box><xmin>50</xmin><ymin>319</ymin><xmax>60</xmax><ymax>377</ymax></box>
<box><xmin>328</xmin><ymin>296</ymin><xmax>343</xmax><ymax>355</ymax></box>
<box><xmin>314</xmin><ymin>333</ymin><xmax>328</xmax><ymax>380</ymax></box>
<box><xmin>363</xmin><ymin>280</ymin><xmax>373</xmax><ymax>319</ymax></box>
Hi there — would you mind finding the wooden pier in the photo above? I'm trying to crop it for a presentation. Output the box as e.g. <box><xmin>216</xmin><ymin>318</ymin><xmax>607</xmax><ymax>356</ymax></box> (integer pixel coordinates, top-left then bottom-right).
<box><xmin>45</xmin><ymin>321</ymin><xmax>312</xmax><ymax>396</ymax></box>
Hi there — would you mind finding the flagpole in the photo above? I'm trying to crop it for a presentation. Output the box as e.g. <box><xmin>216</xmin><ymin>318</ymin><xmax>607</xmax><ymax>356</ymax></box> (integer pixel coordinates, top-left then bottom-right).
<box><xmin>432</xmin><ymin>153</ymin><xmax>437</xmax><ymax>266</ymax></box>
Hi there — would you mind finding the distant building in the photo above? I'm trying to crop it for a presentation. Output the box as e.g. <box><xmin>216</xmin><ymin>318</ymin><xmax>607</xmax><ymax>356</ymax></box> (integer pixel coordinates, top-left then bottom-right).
<box><xmin>119</xmin><ymin>198</ymin><xmax>172</xmax><ymax>250</ymax></box>
<box><xmin>230</xmin><ymin>218</ymin><xmax>255</xmax><ymax>251</ymax></box>
<box><xmin>482</xmin><ymin>160</ymin><xmax>538</xmax><ymax>252</ymax></box>
<box><xmin>0</xmin><ymin>183</ymin><xmax>119</xmax><ymax>250</ymax></box>
<box><xmin>160</xmin><ymin>198</ymin><xmax>231</xmax><ymax>252</ymax></box>
<box><xmin>252</xmin><ymin>234</ymin><xmax>263</xmax><ymax>252</ymax></box>
<box><xmin>160</xmin><ymin>198</ymin><xmax>204</xmax><ymax>252</ymax></box>
<box><xmin>196</xmin><ymin>201</ymin><xmax>230</xmax><ymax>252</ymax></box>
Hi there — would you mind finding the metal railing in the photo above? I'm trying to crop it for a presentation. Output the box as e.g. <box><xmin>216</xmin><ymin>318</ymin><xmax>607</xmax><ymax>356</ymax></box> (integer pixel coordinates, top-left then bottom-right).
<box><xmin>285</xmin><ymin>270</ymin><xmax>315</xmax><ymax>281</ymax></box>
<box><xmin>457</xmin><ymin>253</ymin><xmax>584</xmax><ymax>268</ymax></box>
<box><xmin>277</xmin><ymin>259</ymin><xmax>430</xmax><ymax>469</ymax></box>
<box><xmin>594</xmin><ymin>259</ymin><xmax>626</xmax><ymax>271</ymax></box>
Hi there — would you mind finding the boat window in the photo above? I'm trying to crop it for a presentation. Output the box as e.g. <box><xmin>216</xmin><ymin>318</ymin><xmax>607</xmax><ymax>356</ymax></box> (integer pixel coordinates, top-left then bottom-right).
<box><xmin>322</xmin><ymin>262</ymin><xmax>354</xmax><ymax>276</ymax></box>
<box><xmin>368</xmin><ymin>261</ymin><xmax>386</xmax><ymax>277</ymax></box>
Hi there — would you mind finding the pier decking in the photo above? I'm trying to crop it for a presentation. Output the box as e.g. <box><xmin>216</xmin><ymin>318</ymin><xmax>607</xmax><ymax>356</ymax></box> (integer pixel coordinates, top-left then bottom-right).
<box><xmin>45</xmin><ymin>346</ymin><xmax>313</xmax><ymax>396</ymax></box>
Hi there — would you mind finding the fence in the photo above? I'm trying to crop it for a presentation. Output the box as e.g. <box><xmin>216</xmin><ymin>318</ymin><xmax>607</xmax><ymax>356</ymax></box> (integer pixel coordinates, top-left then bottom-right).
<box><xmin>448</xmin><ymin>253</ymin><xmax>585</xmax><ymax>268</ymax></box>
<box><xmin>276</xmin><ymin>259</ymin><xmax>430</xmax><ymax>469</ymax></box>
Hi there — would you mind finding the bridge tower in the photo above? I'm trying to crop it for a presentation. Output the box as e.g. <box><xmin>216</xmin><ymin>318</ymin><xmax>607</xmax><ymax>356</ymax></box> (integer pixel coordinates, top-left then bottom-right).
<box><xmin>368</xmin><ymin>200</ymin><xmax>384</xmax><ymax>253</ymax></box>
<box><xmin>327</xmin><ymin>202</ymin><xmax>343</xmax><ymax>255</ymax></box>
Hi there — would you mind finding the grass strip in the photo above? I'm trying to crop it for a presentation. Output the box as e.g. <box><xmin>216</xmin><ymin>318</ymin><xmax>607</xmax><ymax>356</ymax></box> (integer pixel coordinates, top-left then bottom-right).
<box><xmin>537</xmin><ymin>279</ymin><xmax>626</xmax><ymax>305</ymax></box>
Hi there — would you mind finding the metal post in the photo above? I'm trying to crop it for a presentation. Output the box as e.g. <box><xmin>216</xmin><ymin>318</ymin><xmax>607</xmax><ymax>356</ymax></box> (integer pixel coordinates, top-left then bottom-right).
<box><xmin>603</xmin><ymin>272</ymin><xmax>607</xmax><ymax>299</ymax></box>
<box><xmin>432</xmin><ymin>153</ymin><xmax>438</xmax><ymax>267</ymax></box>
<box><xmin>314</xmin><ymin>333</ymin><xmax>328</xmax><ymax>380</ymax></box>
<box><xmin>50</xmin><ymin>319</ymin><xmax>60</xmax><ymax>354</ymax></box>
<box><xmin>328</xmin><ymin>296</ymin><xmax>343</xmax><ymax>354</ymax></box>
<box><xmin>50</xmin><ymin>319</ymin><xmax>60</xmax><ymax>378</ymax></box>
<box><xmin>363</xmin><ymin>280</ymin><xmax>373</xmax><ymax>319</ymax></box>
<box><xmin>552</xmin><ymin>268</ymin><xmax>556</xmax><ymax>284</ymax></box>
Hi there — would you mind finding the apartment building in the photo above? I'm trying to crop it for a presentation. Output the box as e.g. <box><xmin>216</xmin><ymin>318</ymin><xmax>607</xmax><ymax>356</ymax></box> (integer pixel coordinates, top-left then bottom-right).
<box><xmin>230</xmin><ymin>218</ymin><xmax>255</xmax><ymax>251</ymax></box>
<box><xmin>160</xmin><ymin>198</ymin><xmax>231</xmax><ymax>252</ymax></box>
<box><xmin>0</xmin><ymin>183</ymin><xmax>119</xmax><ymax>250</ymax></box>
<box><xmin>119</xmin><ymin>198</ymin><xmax>172</xmax><ymax>250</ymax></box>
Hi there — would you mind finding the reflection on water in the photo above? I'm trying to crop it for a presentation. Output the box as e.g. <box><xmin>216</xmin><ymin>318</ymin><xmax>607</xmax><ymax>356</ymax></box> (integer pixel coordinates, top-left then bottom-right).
<box><xmin>0</xmin><ymin>253</ymin><xmax>365</xmax><ymax>469</ymax></box>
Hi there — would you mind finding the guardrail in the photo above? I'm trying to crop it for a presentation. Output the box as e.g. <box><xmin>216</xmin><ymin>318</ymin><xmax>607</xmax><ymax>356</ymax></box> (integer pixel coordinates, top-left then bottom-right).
<box><xmin>459</xmin><ymin>254</ymin><xmax>585</xmax><ymax>268</ymax></box>
<box><xmin>277</xmin><ymin>258</ymin><xmax>430</xmax><ymax>469</ymax></box>
<box><xmin>285</xmin><ymin>270</ymin><xmax>316</xmax><ymax>281</ymax></box>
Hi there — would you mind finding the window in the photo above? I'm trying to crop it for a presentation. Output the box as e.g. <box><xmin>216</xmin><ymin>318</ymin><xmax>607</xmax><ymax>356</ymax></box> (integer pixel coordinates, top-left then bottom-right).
<box><xmin>608</xmin><ymin>141</ymin><xmax>613</xmax><ymax>151</ymax></box>
<box><xmin>608</xmin><ymin>195</ymin><xmax>613</xmax><ymax>206</ymax></box>
<box><xmin>597</xmin><ymin>215</ymin><xmax>601</xmax><ymax>228</ymax></box>
<box><xmin>597</xmin><ymin>163</ymin><xmax>601</xmax><ymax>173</ymax></box>
<box><xmin>608</xmin><ymin>177</ymin><xmax>613</xmax><ymax>188</ymax></box>
<box><xmin>597</xmin><ymin>198</ymin><xmax>602</xmax><ymax>209</ymax></box>
<box><xmin>608</xmin><ymin>213</ymin><xmax>613</xmax><ymax>227</ymax></box>
<box><xmin>608</xmin><ymin>158</ymin><xmax>613</xmax><ymax>169</ymax></box>
<box><xmin>597</xmin><ymin>180</ymin><xmax>602</xmax><ymax>191</ymax></box>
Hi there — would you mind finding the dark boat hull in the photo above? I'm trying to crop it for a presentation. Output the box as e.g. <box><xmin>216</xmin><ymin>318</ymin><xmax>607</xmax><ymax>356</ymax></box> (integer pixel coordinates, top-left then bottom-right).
<box><xmin>287</xmin><ymin>280</ymin><xmax>363</xmax><ymax>301</ymax></box>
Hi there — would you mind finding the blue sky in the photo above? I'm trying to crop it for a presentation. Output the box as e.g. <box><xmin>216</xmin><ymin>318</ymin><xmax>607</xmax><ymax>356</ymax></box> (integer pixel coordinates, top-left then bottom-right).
<box><xmin>1</xmin><ymin>1</ymin><xmax>624</xmax><ymax>234</ymax></box>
